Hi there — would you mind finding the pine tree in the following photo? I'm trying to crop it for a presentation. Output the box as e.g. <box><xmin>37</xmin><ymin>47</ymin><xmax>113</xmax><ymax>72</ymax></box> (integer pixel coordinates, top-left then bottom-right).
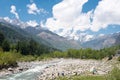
<box><xmin>2</xmin><ymin>40</ymin><xmax>10</xmax><ymax>51</ymax></box>
<box><xmin>0</xmin><ymin>32</ymin><xmax>5</xmax><ymax>46</ymax></box>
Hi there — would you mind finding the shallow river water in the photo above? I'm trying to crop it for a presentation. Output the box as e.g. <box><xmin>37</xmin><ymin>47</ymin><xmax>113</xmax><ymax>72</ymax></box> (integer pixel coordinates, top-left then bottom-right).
<box><xmin>0</xmin><ymin>60</ymin><xmax>61</xmax><ymax>80</ymax></box>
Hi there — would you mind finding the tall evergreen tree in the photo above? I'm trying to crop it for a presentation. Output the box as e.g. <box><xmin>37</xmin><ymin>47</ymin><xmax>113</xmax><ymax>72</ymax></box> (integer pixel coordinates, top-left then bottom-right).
<box><xmin>0</xmin><ymin>32</ymin><xmax>5</xmax><ymax>46</ymax></box>
<box><xmin>2</xmin><ymin>40</ymin><xmax>10</xmax><ymax>51</ymax></box>
<box><xmin>29</xmin><ymin>39</ymin><xmax>38</xmax><ymax>55</ymax></box>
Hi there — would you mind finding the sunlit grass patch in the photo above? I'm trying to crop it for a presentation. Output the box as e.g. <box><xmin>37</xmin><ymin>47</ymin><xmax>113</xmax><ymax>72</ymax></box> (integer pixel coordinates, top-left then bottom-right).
<box><xmin>56</xmin><ymin>75</ymin><xmax>106</xmax><ymax>80</ymax></box>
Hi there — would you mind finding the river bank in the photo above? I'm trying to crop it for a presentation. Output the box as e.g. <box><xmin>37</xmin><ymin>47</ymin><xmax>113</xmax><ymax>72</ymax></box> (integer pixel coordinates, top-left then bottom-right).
<box><xmin>0</xmin><ymin>58</ymin><xmax>61</xmax><ymax>78</ymax></box>
<box><xmin>0</xmin><ymin>61</ymin><xmax>35</xmax><ymax>77</ymax></box>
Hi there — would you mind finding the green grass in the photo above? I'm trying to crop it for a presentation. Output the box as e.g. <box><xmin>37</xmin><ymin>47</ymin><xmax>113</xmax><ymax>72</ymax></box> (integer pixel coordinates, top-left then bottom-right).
<box><xmin>56</xmin><ymin>75</ymin><xmax>106</xmax><ymax>80</ymax></box>
<box><xmin>56</xmin><ymin>67</ymin><xmax>120</xmax><ymax>80</ymax></box>
<box><xmin>106</xmin><ymin>67</ymin><xmax>120</xmax><ymax>80</ymax></box>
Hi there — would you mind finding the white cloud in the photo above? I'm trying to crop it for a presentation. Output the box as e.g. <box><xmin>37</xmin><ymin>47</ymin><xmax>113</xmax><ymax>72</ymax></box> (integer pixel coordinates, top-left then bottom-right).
<box><xmin>44</xmin><ymin>0</ymin><xmax>120</xmax><ymax>39</ymax></box>
<box><xmin>26</xmin><ymin>20</ymin><xmax>38</xmax><ymax>27</ymax></box>
<box><xmin>91</xmin><ymin>0</ymin><xmax>120</xmax><ymax>31</ymax></box>
<box><xmin>45</xmin><ymin>0</ymin><xmax>91</xmax><ymax>36</ymax></box>
<box><xmin>27</xmin><ymin>3</ymin><xmax>48</xmax><ymax>15</ymax></box>
<box><xmin>10</xmin><ymin>5</ymin><xmax>19</xmax><ymax>19</ymax></box>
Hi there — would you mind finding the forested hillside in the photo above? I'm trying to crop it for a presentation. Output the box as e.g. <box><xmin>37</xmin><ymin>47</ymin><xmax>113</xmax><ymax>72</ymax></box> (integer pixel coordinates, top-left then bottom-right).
<box><xmin>0</xmin><ymin>22</ymin><xmax>29</xmax><ymax>43</ymax></box>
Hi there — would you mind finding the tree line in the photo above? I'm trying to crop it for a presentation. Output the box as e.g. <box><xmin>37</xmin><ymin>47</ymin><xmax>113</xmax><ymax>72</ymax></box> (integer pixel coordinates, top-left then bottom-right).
<box><xmin>45</xmin><ymin>45</ymin><xmax>120</xmax><ymax>60</ymax></box>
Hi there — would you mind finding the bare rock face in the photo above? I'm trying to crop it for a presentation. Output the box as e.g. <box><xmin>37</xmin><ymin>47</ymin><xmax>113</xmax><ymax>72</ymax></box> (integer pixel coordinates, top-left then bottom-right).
<box><xmin>103</xmin><ymin>38</ymin><xmax>116</xmax><ymax>46</ymax></box>
<box><xmin>82</xmin><ymin>32</ymin><xmax>120</xmax><ymax>49</ymax></box>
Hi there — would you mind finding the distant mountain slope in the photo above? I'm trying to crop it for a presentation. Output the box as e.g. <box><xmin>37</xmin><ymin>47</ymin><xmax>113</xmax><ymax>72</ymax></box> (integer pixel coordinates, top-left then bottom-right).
<box><xmin>0</xmin><ymin>21</ymin><xmax>51</xmax><ymax>45</ymax></box>
<box><xmin>0</xmin><ymin>22</ymin><xmax>58</xmax><ymax>53</ymax></box>
<box><xmin>24</xmin><ymin>27</ymin><xmax>81</xmax><ymax>51</ymax></box>
<box><xmin>0</xmin><ymin>20</ymin><xmax>81</xmax><ymax>51</ymax></box>
<box><xmin>0</xmin><ymin>22</ymin><xmax>30</xmax><ymax>43</ymax></box>
<box><xmin>81</xmin><ymin>32</ymin><xmax>120</xmax><ymax>49</ymax></box>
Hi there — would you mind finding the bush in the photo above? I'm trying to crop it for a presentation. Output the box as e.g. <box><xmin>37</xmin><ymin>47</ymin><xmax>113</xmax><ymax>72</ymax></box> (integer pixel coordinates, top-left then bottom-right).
<box><xmin>19</xmin><ymin>55</ymin><xmax>36</xmax><ymax>62</ymax></box>
<box><xmin>51</xmin><ymin>45</ymin><xmax>120</xmax><ymax>60</ymax></box>
<box><xmin>0</xmin><ymin>51</ymin><xmax>20</xmax><ymax>69</ymax></box>
<box><xmin>36</xmin><ymin>53</ymin><xmax>53</xmax><ymax>61</ymax></box>
<box><xmin>117</xmin><ymin>56</ymin><xmax>120</xmax><ymax>61</ymax></box>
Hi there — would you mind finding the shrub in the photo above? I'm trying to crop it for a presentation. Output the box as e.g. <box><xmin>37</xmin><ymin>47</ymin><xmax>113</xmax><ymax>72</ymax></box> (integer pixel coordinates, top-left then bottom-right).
<box><xmin>0</xmin><ymin>51</ymin><xmax>20</xmax><ymax>69</ymax></box>
<box><xmin>19</xmin><ymin>55</ymin><xmax>36</xmax><ymax>62</ymax></box>
<box><xmin>107</xmin><ymin>67</ymin><xmax>120</xmax><ymax>80</ymax></box>
<box><xmin>117</xmin><ymin>56</ymin><xmax>120</xmax><ymax>61</ymax></box>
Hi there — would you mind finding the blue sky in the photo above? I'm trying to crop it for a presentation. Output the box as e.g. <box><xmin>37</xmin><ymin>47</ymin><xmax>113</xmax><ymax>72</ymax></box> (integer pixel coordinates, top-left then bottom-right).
<box><xmin>82</xmin><ymin>0</ymin><xmax>100</xmax><ymax>13</ymax></box>
<box><xmin>0</xmin><ymin>0</ymin><xmax>120</xmax><ymax>39</ymax></box>
<box><xmin>0</xmin><ymin>0</ymin><xmax>61</xmax><ymax>22</ymax></box>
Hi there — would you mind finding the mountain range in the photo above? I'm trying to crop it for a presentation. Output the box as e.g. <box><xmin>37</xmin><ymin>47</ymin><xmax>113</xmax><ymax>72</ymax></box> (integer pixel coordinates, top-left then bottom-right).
<box><xmin>0</xmin><ymin>18</ymin><xmax>120</xmax><ymax>50</ymax></box>
<box><xmin>81</xmin><ymin>32</ymin><xmax>120</xmax><ymax>49</ymax></box>
<box><xmin>0</xmin><ymin>18</ymin><xmax>81</xmax><ymax>51</ymax></box>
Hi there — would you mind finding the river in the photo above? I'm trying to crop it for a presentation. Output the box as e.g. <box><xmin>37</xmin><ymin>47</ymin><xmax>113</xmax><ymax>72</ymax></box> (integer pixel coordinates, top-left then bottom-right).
<box><xmin>0</xmin><ymin>60</ymin><xmax>61</xmax><ymax>80</ymax></box>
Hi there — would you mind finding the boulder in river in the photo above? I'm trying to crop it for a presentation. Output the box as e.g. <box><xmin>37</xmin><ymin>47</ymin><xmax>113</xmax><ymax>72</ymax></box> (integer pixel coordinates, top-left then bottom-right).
<box><xmin>8</xmin><ymin>68</ymin><xmax>13</xmax><ymax>71</ymax></box>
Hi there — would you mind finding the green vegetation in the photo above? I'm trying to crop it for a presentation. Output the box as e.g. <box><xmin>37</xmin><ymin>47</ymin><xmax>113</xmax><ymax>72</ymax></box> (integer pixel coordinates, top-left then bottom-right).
<box><xmin>2</xmin><ymin>40</ymin><xmax>10</xmax><ymax>51</ymax></box>
<box><xmin>0</xmin><ymin>40</ymin><xmax>120</xmax><ymax>69</ymax></box>
<box><xmin>0</xmin><ymin>23</ymin><xmax>29</xmax><ymax>43</ymax></box>
<box><xmin>19</xmin><ymin>55</ymin><xmax>36</xmax><ymax>62</ymax></box>
<box><xmin>15</xmin><ymin>39</ymin><xmax>55</xmax><ymax>55</ymax></box>
<box><xmin>118</xmin><ymin>56</ymin><xmax>120</xmax><ymax>61</ymax></box>
<box><xmin>106</xmin><ymin>67</ymin><xmax>120</xmax><ymax>80</ymax></box>
<box><xmin>0</xmin><ymin>51</ymin><xmax>20</xmax><ymax>69</ymax></box>
<box><xmin>0</xmin><ymin>32</ymin><xmax>5</xmax><ymax>46</ymax></box>
<box><xmin>57</xmin><ymin>76</ymin><xmax>106</xmax><ymax>80</ymax></box>
<box><xmin>56</xmin><ymin>67</ymin><xmax>120</xmax><ymax>80</ymax></box>
<box><xmin>41</xmin><ymin>45</ymin><xmax>120</xmax><ymax>60</ymax></box>
<box><xmin>0</xmin><ymin>31</ymin><xmax>56</xmax><ymax>69</ymax></box>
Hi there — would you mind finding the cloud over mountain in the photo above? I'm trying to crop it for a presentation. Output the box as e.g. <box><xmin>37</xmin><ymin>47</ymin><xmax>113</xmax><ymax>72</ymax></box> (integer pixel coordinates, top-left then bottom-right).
<box><xmin>91</xmin><ymin>0</ymin><xmax>120</xmax><ymax>31</ymax></box>
<box><xmin>44</xmin><ymin>0</ymin><xmax>120</xmax><ymax>38</ymax></box>
<box><xmin>26</xmin><ymin>20</ymin><xmax>38</xmax><ymax>27</ymax></box>
<box><xmin>45</xmin><ymin>0</ymin><xmax>90</xmax><ymax>35</ymax></box>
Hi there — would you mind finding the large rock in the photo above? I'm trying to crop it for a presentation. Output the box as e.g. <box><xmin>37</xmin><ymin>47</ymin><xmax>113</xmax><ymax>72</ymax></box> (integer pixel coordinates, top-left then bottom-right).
<box><xmin>8</xmin><ymin>68</ymin><xmax>13</xmax><ymax>71</ymax></box>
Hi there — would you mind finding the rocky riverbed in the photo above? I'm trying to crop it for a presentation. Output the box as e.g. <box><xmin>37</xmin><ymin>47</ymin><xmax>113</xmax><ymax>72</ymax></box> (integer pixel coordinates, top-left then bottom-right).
<box><xmin>0</xmin><ymin>62</ymin><xmax>32</xmax><ymax>77</ymax></box>
<box><xmin>38</xmin><ymin>58</ymin><xmax>115</xmax><ymax>80</ymax></box>
<box><xmin>0</xmin><ymin>58</ymin><xmax>119</xmax><ymax>80</ymax></box>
